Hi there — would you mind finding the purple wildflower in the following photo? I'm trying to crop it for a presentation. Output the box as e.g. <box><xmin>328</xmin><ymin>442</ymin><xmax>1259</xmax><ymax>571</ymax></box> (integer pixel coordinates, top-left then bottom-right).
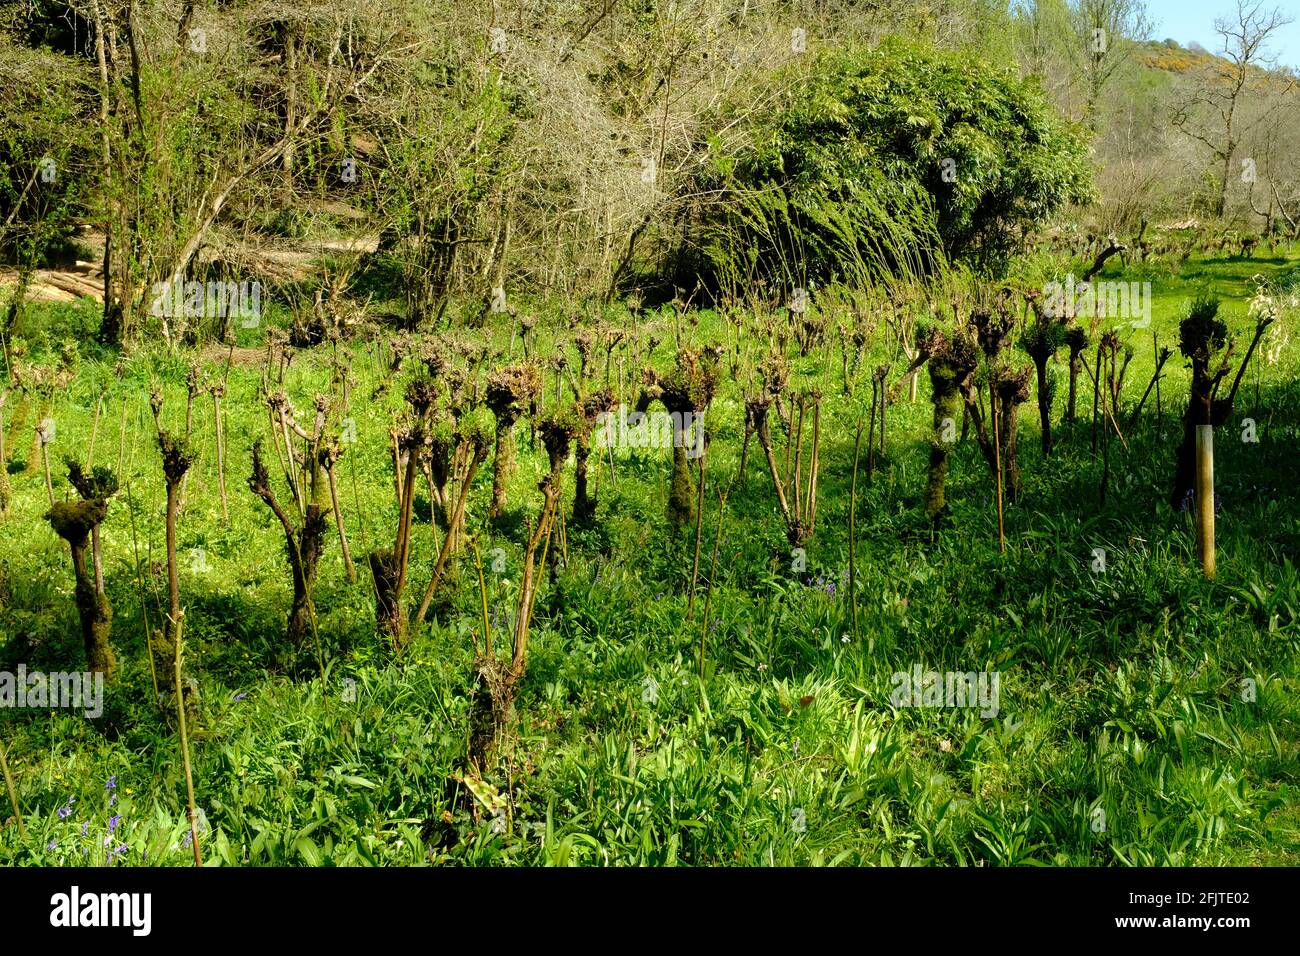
<box><xmin>234</xmin><ymin>692</ymin><xmax>248</xmax><ymax>702</ymax></box>
<box><xmin>47</xmin><ymin>840</ymin><xmax>56</xmax><ymax>851</ymax></box>
<box><xmin>105</xmin><ymin>775</ymin><xmax>117</xmax><ymax>790</ymax></box>
<box><xmin>80</xmin><ymin>822</ymin><xmax>89</xmax><ymax>836</ymax></box>
<box><xmin>108</xmin><ymin>814</ymin><xmax>121</xmax><ymax>833</ymax></box>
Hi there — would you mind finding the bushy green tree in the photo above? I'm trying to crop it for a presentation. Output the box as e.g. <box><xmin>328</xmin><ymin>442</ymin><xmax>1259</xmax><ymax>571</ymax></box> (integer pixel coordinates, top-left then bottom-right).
<box><xmin>691</xmin><ymin>38</ymin><xmax>1095</xmax><ymax>291</ymax></box>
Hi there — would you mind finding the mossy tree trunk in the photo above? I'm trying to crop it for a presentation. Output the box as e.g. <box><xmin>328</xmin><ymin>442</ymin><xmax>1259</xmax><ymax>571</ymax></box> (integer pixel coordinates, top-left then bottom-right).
<box><xmin>999</xmin><ymin>396</ymin><xmax>1023</xmax><ymax>502</ymax></box>
<box><xmin>488</xmin><ymin>415</ymin><xmax>516</xmax><ymax>520</ymax></box>
<box><xmin>47</xmin><ymin>499</ymin><xmax>115</xmax><ymax>677</ymax></box>
<box><xmin>668</xmin><ymin>441</ymin><xmax>694</xmax><ymax>529</ymax></box>
<box><xmin>924</xmin><ymin>364</ymin><xmax>964</xmax><ymax>521</ymax></box>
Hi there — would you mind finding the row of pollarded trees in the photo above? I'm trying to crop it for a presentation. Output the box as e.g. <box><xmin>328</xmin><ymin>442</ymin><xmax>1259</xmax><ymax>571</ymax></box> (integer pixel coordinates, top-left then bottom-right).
<box><xmin>20</xmin><ymin>277</ymin><xmax>1280</xmax><ymax>696</ymax></box>
<box><xmin>906</xmin><ymin>284</ymin><xmax>1274</xmax><ymax>578</ymax></box>
<box><xmin>16</xmin><ymin>279</ymin><xmax>1278</xmax><ymax>798</ymax></box>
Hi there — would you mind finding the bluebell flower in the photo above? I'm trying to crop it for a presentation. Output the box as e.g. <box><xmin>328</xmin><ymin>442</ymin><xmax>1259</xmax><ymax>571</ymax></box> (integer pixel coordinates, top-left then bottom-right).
<box><xmin>105</xmin><ymin>775</ymin><xmax>117</xmax><ymax>791</ymax></box>
<box><xmin>108</xmin><ymin>814</ymin><xmax>121</xmax><ymax>833</ymax></box>
<box><xmin>47</xmin><ymin>840</ymin><xmax>56</xmax><ymax>851</ymax></box>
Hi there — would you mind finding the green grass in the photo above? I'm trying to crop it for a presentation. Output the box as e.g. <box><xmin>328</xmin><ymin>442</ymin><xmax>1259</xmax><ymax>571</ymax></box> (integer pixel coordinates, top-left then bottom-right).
<box><xmin>0</xmin><ymin>249</ymin><xmax>1297</xmax><ymax>866</ymax></box>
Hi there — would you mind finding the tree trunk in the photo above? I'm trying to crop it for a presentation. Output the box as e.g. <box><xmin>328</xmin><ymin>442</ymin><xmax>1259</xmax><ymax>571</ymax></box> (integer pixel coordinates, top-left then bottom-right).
<box><xmin>488</xmin><ymin>419</ymin><xmax>515</xmax><ymax>520</ymax></box>
<box><xmin>573</xmin><ymin>435</ymin><xmax>594</xmax><ymax>523</ymax></box>
<box><xmin>286</xmin><ymin>505</ymin><xmax>328</xmax><ymax>646</ymax></box>
<box><xmin>668</xmin><ymin>442</ymin><xmax>694</xmax><ymax>529</ymax></box>
<box><xmin>47</xmin><ymin>500</ymin><xmax>115</xmax><ymax>677</ymax></box>
<box><xmin>369</xmin><ymin>548</ymin><xmax>405</xmax><ymax>646</ymax></box>
<box><xmin>924</xmin><ymin>370</ymin><xmax>962</xmax><ymax>521</ymax></box>
<box><xmin>1034</xmin><ymin>356</ymin><xmax>1052</xmax><ymax>457</ymax></box>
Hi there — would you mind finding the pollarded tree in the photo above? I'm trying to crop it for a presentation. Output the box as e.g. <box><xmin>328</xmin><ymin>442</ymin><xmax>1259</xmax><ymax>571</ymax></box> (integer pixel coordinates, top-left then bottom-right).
<box><xmin>46</xmin><ymin>462</ymin><xmax>119</xmax><ymax>677</ymax></box>
<box><xmin>562</xmin><ymin>327</ymin><xmax>619</xmax><ymax>524</ymax></box>
<box><xmin>247</xmin><ymin>392</ymin><xmax>335</xmax><ymax>652</ymax></box>
<box><xmin>744</xmin><ymin>353</ymin><xmax>823</xmax><ymax>549</ymax></box>
<box><xmin>486</xmin><ymin>363</ymin><xmax>542</xmax><ymax>521</ymax></box>
<box><xmin>467</xmin><ymin>400</ymin><xmax>583</xmax><ymax>768</ymax></box>
<box><xmin>636</xmin><ymin>346</ymin><xmax>721</xmax><ymax>529</ymax></box>
<box><xmin>1022</xmin><ymin>307</ymin><xmax>1067</xmax><ymax>457</ymax></box>
<box><xmin>150</xmin><ymin>394</ymin><xmax>193</xmax><ymax>706</ymax></box>
<box><xmin>922</xmin><ymin>327</ymin><xmax>980</xmax><ymax>522</ymax></box>
<box><xmin>961</xmin><ymin>302</ymin><xmax>1034</xmax><ymax>505</ymax></box>
<box><xmin>1170</xmin><ymin>294</ymin><xmax>1273</xmax><ymax>510</ymax></box>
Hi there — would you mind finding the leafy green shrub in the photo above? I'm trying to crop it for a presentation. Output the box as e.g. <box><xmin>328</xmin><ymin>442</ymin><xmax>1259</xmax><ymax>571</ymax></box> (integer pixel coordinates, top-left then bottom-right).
<box><xmin>688</xmin><ymin>39</ymin><xmax>1095</xmax><ymax>292</ymax></box>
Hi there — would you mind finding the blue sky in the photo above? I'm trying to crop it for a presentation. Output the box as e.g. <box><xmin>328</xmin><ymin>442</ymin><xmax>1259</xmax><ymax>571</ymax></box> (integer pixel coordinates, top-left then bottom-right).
<box><xmin>1143</xmin><ymin>0</ymin><xmax>1300</xmax><ymax>68</ymax></box>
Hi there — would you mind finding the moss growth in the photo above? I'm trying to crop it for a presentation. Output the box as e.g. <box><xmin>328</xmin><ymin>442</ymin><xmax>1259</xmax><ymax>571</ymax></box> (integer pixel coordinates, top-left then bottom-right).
<box><xmin>45</xmin><ymin>498</ymin><xmax>115</xmax><ymax>677</ymax></box>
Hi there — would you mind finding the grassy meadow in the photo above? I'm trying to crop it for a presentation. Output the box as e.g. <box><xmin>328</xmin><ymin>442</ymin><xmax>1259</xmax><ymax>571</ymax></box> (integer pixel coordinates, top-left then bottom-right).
<box><xmin>0</xmin><ymin>249</ymin><xmax>1297</xmax><ymax>867</ymax></box>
